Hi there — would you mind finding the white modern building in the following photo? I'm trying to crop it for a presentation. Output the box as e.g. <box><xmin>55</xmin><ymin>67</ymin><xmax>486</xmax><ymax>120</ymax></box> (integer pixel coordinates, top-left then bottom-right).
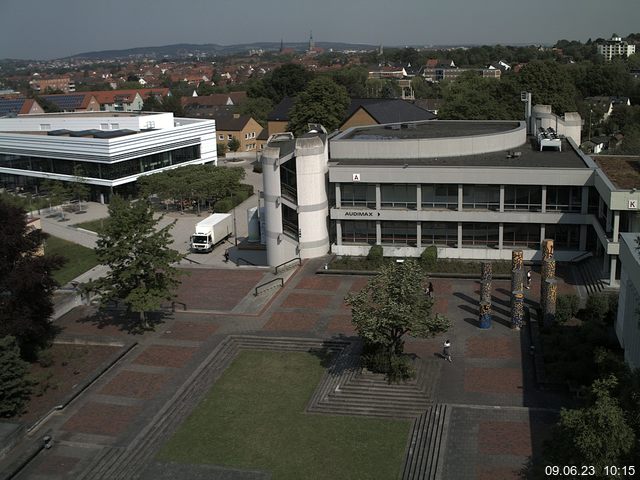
<box><xmin>597</xmin><ymin>34</ymin><xmax>636</xmax><ymax>61</ymax></box>
<box><xmin>0</xmin><ymin>111</ymin><xmax>216</xmax><ymax>202</ymax></box>
<box><xmin>616</xmin><ymin>233</ymin><xmax>640</xmax><ymax>368</ymax></box>
<box><xmin>262</xmin><ymin>106</ymin><xmax>640</xmax><ymax>287</ymax></box>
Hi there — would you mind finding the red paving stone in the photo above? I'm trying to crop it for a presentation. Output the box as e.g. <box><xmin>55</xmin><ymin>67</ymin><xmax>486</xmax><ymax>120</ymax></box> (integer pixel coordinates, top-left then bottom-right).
<box><xmin>296</xmin><ymin>276</ymin><xmax>342</xmax><ymax>291</ymax></box>
<box><xmin>433</xmin><ymin>297</ymin><xmax>448</xmax><ymax>315</ymax></box>
<box><xmin>478</xmin><ymin>421</ymin><xmax>533</xmax><ymax>456</ymax></box>
<box><xmin>349</xmin><ymin>277</ymin><xmax>370</xmax><ymax>293</ymax></box>
<box><xmin>173</xmin><ymin>268</ymin><xmax>264</xmax><ymax>311</ymax></box>
<box><xmin>466</xmin><ymin>336</ymin><xmax>520</xmax><ymax>359</ymax></box>
<box><xmin>56</xmin><ymin>306</ymin><xmax>129</xmax><ymax>338</ymax></box>
<box><xmin>132</xmin><ymin>345</ymin><xmax>197</xmax><ymax>369</ymax></box>
<box><xmin>429</xmin><ymin>278</ymin><xmax>452</xmax><ymax>295</ymax></box>
<box><xmin>31</xmin><ymin>455</ymin><xmax>79</xmax><ymax>475</ymax></box>
<box><xmin>464</xmin><ymin>367</ymin><xmax>523</xmax><ymax>394</ymax></box>
<box><xmin>476</xmin><ymin>466</ymin><xmax>523</xmax><ymax>480</ymax></box>
<box><xmin>263</xmin><ymin>311</ymin><xmax>320</xmax><ymax>332</ymax></box>
<box><xmin>281</xmin><ymin>292</ymin><xmax>332</xmax><ymax>309</ymax></box>
<box><xmin>405</xmin><ymin>338</ymin><xmax>442</xmax><ymax>359</ymax></box>
<box><xmin>161</xmin><ymin>320</ymin><xmax>219</xmax><ymax>341</ymax></box>
<box><xmin>100</xmin><ymin>370</ymin><xmax>170</xmax><ymax>399</ymax></box>
<box><xmin>326</xmin><ymin>314</ymin><xmax>356</xmax><ymax>335</ymax></box>
<box><xmin>62</xmin><ymin>402</ymin><xmax>140</xmax><ymax>436</ymax></box>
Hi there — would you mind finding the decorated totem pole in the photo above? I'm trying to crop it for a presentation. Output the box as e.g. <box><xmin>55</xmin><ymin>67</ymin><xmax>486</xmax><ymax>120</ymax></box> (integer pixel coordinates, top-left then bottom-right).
<box><xmin>511</xmin><ymin>249</ymin><xmax>525</xmax><ymax>329</ymax></box>
<box><xmin>479</xmin><ymin>262</ymin><xmax>492</xmax><ymax>328</ymax></box>
<box><xmin>540</xmin><ymin>239</ymin><xmax>557</xmax><ymax>327</ymax></box>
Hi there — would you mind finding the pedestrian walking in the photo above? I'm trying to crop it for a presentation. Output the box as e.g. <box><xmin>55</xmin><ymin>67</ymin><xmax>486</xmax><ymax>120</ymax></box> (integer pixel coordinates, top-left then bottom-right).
<box><xmin>526</xmin><ymin>270</ymin><xmax>532</xmax><ymax>290</ymax></box>
<box><xmin>427</xmin><ymin>282</ymin><xmax>434</xmax><ymax>299</ymax></box>
<box><xmin>223</xmin><ymin>250</ymin><xmax>230</xmax><ymax>263</ymax></box>
<box><xmin>442</xmin><ymin>339</ymin><xmax>451</xmax><ymax>362</ymax></box>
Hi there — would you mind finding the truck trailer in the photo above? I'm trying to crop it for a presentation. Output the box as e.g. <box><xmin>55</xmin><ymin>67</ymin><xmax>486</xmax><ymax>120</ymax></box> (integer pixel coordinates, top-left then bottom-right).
<box><xmin>190</xmin><ymin>213</ymin><xmax>233</xmax><ymax>253</ymax></box>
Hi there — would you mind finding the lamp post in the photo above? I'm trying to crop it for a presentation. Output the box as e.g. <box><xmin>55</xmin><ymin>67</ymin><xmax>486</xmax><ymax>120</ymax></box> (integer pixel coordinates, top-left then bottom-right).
<box><xmin>232</xmin><ymin>191</ymin><xmax>238</xmax><ymax>246</ymax></box>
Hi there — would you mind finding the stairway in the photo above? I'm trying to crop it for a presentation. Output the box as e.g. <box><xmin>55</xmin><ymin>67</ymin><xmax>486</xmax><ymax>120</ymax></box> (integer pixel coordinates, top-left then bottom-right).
<box><xmin>401</xmin><ymin>404</ymin><xmax>450</xmax><ymax>480</ymax></box>
<box><xmin>576</xmin><ymin>256</ymin><xmax>606</xmax><ymax>295</ymax></box>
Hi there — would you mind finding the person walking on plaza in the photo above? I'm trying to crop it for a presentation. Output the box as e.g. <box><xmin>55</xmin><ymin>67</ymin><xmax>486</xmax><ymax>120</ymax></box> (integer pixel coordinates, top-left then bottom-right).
<box><xmin>442</xmin><ymin>339</ymin><xmax>451</xmax><ymax>362</ymax></box>
<box><xmin>427</xmin><ymin>282</ymin><xmax>434</xmax><ymax>299</ymax></box>
<box><xmin>526</xmin><ymin>270</ymin><xmax>532</xmax><ymax>290</ymax></box>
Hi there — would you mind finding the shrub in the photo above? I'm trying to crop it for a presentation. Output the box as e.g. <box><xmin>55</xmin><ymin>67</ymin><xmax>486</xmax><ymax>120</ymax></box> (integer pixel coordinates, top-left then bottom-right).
<box><xmin>366</xmin><ymin>244</ymin><xmax>384</xmax><ymax>267</ymax></box>
<box><xmin>0</xmin><ymin>336</ymin><xmax>33</xmax><ymax>416</ymax></box>
<box><xmin>556</xmin><ymin>294</ymin><xmax>580</xmax><ymax>324</ymax></box>
<box><xmin>37</xmin><ymin>350</ymin><xmax>54</xmax><ymax>368</ymax></box>
<box><xmin>213</xmin><ymin>198</ymin><xmax>233</xmax><ymax>213</ymax></box>
<box><xmin>216</xmin><ymin>142</ymin><xmax>228</xmax><ymax>157</ymax></box>
<box><xmin>253</xmin><ymin>162</ymin><xmax>263</xmax><ymax>173</ymax></box>
<box><xmin>584</xmin><ymin>293</ymin><xmax>610</xmax><ymax>323</ymax></box>
<box><xmin>420</xmin><ymin>245</ymin><xmax>438</xmax><ymax>270</ymax></box>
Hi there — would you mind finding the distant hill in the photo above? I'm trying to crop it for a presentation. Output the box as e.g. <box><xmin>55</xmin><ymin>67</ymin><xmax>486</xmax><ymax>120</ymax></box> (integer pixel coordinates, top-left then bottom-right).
<box><xmin>64</xmin><ymin>42</ymin><xmax>380</xmax><ymax>60</ymax></box>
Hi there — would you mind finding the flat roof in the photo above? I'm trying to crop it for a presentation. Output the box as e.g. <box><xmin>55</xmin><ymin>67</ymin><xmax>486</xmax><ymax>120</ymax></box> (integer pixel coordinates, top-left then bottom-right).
<box><xmin>340</xmin><ymin>120</ymin><xmax>521</xmax><ymax>140</ymax></box>
<box><xmin>17</xmin><ymin>111</ymin><xmax>163</xmax><ymax>118</ymax></box>
<box><xmin>330</xmin><ymin>138</ymin><xmax>589</xmax><ymax>169</ymax></box>
<box><xmin>594</xmin><ymin>156</ymin><xmax>640</xmax><ymax>189</ymax></box>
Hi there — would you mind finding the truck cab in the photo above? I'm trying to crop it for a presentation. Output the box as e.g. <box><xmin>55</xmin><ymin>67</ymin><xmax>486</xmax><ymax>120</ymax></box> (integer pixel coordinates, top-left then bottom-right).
<box><xmin>190</xmin><ymin>233</ymin><xmax>214</xmax><ymax>252</ymax></box>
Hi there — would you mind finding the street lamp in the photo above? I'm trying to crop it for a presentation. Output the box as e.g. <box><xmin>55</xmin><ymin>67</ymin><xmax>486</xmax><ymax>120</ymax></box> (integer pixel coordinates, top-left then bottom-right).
<box><xmin>232</xmin><ymin>191</ymin><xmax>238</xmax><ymax>246</ymax></box>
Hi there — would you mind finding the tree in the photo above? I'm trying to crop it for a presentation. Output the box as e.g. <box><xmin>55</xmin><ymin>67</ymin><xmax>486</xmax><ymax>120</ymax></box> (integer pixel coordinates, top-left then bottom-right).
<box><xmin>84</xmin><ymin>196</ymin><xmax>183</xmax><ymax>330</ymax></box>
<box><xmin>238</xmin><ymin>96</ymin><xmax>273</xmax><ymax>127</ymax></box>
<box><xmin>227</xmin><ymin>137</ymin><xmax>241</xmax><ymax>152</ymax></box>
<box><xmin>540</xmin><ymin>376</ymin><xmax>635</xmax><ymax>476</ymax></box>
<box><xmin>248</xmin><ymin>63</ymin><xmax>314</xmax><ymax>103</ymax></box>
<box><xmin>287</xmin><ymin>77</ymin><xmax>350</xmax><ymax>134</ymax></box>
<box><xmin>331</xmin><ymin>66</ymin><xmax>368</xmax><ymax>98</ymax></box>
<box><xmin>515</xmin><ymin>60</ymin><xmax>578</xmax><ymax>113</ymax></box>
<box><xmin>345</xmin><ymin>260</ymin><xmax>450</xmax><ymax>358</ymax></box>
<box><xmin>71</xmin><ymin>165</ymin><xmax>90</xmax><ymax>211</ymax></box>
<box><xmin>0</xmin><ymin>200</ymin><xmax>65</xmax><ymax>359</ymax></box>
<box><xmin>0</xmin><ymin>336</ymin><xmax>33</xmax><ymax>417</ymax></box>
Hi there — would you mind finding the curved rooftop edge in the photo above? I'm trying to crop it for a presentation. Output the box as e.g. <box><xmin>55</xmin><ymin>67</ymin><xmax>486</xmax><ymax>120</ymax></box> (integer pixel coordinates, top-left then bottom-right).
<box><xmin>331</xmin><ymin>120</ymin><xmax>526</xmax><ymax>159</ymax></box>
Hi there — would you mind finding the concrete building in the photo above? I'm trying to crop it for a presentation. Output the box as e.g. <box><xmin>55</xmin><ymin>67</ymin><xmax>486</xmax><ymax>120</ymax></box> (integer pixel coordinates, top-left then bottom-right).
<box><xmin>616</xmin><ymin>233</ymin><xmax>640</xmax><ymax>369</ymax></box>
<box><xmin>0</xmin><ymin>111</ymin><xmax>216</xmax><ymax>203</ymax></box>
<box><xmin>598</xmin><ymin>34</ymin><xmax>636</xmax><ymax>62</ymax></box>
<box><xmin>30</xmin><ymin>77</ymin><xmax>75</xmax><ymax>93</ymax></box>
<box><xmin>261</xmin><ymin>105</ymin><xmax>640</xmax><ymax>287</ymax></box>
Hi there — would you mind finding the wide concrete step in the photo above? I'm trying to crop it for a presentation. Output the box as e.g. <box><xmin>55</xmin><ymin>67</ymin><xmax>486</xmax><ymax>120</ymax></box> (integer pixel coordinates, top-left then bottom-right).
<box><xmin>402</xmin><ymin>404</ymin><xmax>450</xmax><ymax>480</ymax></box>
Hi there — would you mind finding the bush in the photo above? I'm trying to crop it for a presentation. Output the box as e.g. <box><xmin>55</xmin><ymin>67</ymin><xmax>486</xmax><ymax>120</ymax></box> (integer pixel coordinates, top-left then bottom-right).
<box><xmin>420</xmin><ymin>245</ymin><xmax>438</xmax><ymax>270</ymax></box>
<box><xmin>37</xmin><ymin>350</ymin><xmax>54</xmax><ymax>368</ymax></box>
<box><xmin>584</xmin><ymin>293</ymin><xmax>610</xmax><ymax>323</ymax></box>
<box><xmin>556</xmin><ymin>294</ymin><xmax>580</xmax><ymax>324</ymax></box>
<box><xmin>367</xmin><ymin>244</ymin><xmax>384</xmax><ymax>267</ymax></box>
<box><xmin>213</xmin><ymin>198</ymin><xmax>233</xmax><ymax>213</ymax></box>
<box><xmin>253</xmin><ymin>162</ymin><xmax>263</xmax><ymax>173</ymax></box>
<box><xmin>0</xmin><ymin>336</ymin><xmax>33</xmax><ymax>416</ymax></box>
<box><xmin>361</xmin><ymin>343</ymin><xmax>415</xmax><ymax>383</ymax></box>
<box><xmin>217</xmin><ymin>142</ymin><xmax>228</xmax><ymax>156</ymax></box>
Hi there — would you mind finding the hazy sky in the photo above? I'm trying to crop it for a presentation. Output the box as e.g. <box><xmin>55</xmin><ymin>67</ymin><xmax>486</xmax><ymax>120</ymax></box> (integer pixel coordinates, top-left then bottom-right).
<box><xmin>1</xmin><ymin>0</ymin><xmax>639</xmax><ymax>60</ymax></box>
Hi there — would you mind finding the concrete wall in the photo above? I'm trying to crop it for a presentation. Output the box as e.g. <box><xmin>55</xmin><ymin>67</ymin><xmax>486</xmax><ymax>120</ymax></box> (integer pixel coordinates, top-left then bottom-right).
<box><xmin>616</xmin><ymin>233</ymin><xmax>640</xmax><ymax>369</ymax></box>
<box><xmin>340</xmin><ymin>108</ymin><xmax>377</xmax><ymax>131</ymax></box>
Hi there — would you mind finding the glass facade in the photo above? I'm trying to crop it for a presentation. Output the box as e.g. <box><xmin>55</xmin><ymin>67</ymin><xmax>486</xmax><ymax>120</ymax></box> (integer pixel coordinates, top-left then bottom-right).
<box><xmin>545</xmin><ymin>224</ymin><xmax>580</xmax><ymax>249</ymax></box>
<box><xmin>462</xmin><ymin>185</ymin><xmax>500</xmax><ymax>210</ymax></box>
<box><xmin>341</xmin><ymin>184</ymin><xmax>376</xmax><ymax>208</ymax></box>
<box><xmin>0</xmin><ymin>145</ymin><xmax>200</xmax><ymax>182</ymax></box>
<box><xmin>282</xmin><ymin>204</ymin><xmax>298</xmax><ymax>239</ymax></box>
<box><xmin>381</xmin><ymin>221</ymin><xmax>417</xmax><ymax>246</ymax></box>
<box><xmin>421</xmin><ymin>222</ymin><xmax>457</xmax><ymax>247</ymax></box>
<box><xmin>280</xmin><ymin>159</ymin><xmax>297</xmax><ymax>202</ymax></box>
<box><xmin>341</xmin><ymin>220</ymin><xmax>376</xmax><ymax>244</ymax></box>
<box><xmin>504</xmin><ymin>185</ymin><xmax>542</xmax><ymax>211</ymax></box>
<box><xmin>421</xmin><ymin>184</ymin><xmax>457</xmax><ymax>210</ymax></box>
<box><xmin>502</xmin><ymin>223</ymin><xmax>540</xmax><ymax>248</ymax></box>
<box><xmin>381</xmin><ymin>184</ymin><xmax>416</xmax><ymax>209</ymax></box>
<box><xmin>462</xmin><ymin>223</ymin><xmax>499</xmax><ymax>247</ymax></box>
<box><xmin>546</xmin><ymin>186</ymin><xmax>582</xmax><ymax>213</ymax></box>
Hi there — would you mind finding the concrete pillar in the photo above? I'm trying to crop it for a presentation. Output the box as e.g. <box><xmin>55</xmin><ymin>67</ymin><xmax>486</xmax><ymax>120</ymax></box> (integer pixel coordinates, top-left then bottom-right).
<box><xmin>416</xmin><ymin>184</ymin><xmax>422</xmax><ymax>211</ymax></box>
<box><xmin>336</xmin><ymin>220</ymin><xmax>342</xmax><ymax>246</ymax></box>
<box><xmin>541</xmin><ymin>185</ymin><xmax>547</xmax><ymax>213</ymax></box>
<box><xmin>457</xmin><ymin>222</ymin><xmax>463</xmax><ymax>250</ymax></box>
<box><xmin>606</xmin><ymin>207</ymin><xmax>612</xmax><ymax>233</ymax></box>
<box><xmin>613</xmin><ymin>211</ymin><xmax>620</xmax><ymax>241</ymax></box>
<box><xmin>499</xmin><ymin>185</ymin><xmax>505</xmax><ymax>213</ymax></box>
<box><xmin>416</xmin><ymin>222</ymin><xmax>422</xmax><ymax>249</ymax></box>
<box><xmin>375</xmin><ymin>184</ymin><xmax>381</xmax><ymax>211</ymax></box>
<box><xmin>376</xmin><ymin>220</ymin><xmax>381</xmax><ymax>245</ymax></box>
<box><xmin>579</xmin><ymin>225</ymin><xmax>587</xmax><ymax>251</ymax></box>
<box><xmin>498</xmin><ymin>223</ymin><xmax>504</xmax><ymax>250</ymax></box>
<box><xmin>581</xmin><ymin>186</ymin><xmax>589</xmax><ymax>214</ymax></box>
<box><xmin>458</xmin><ymin>184</ymin><xmax>463</xmax><ymax>211</ymax></box>
<box><xmin>603</xmin><ymin>253</ymin><xmax>609</xmax><ymax>275</ymax></box>
<box><xmin>610</xmin><ymin>256</ymin><xmax>617</xmax><ymax>285</ymax></box>
<box><xmin>335</xmin><ymin>182</ymin><xmax>341</xmax><ymax>208</ymax></box>
<box><xmin>540</xmin><ymin>224</ymin><xmax>545</xmax><ymax>244</ymax></box>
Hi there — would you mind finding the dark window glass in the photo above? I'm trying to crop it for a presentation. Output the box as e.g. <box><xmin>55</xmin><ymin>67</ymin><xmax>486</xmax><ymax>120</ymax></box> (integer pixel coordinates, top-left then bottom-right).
<box><xmin>504</xmin><ymin>185</ymin><xmax>542</xmax><ymax>211</ymax></box>
<box><xmin>381</xmin><ymin>184</ymin><xmax>416</xmax><ymax>209</ymax></box>
<box><xmin>341</xmin><ymin>184</ymin><xmax>376</xmax><ymax>208</ymax></box>
<box><xmin>342</xmin><ymin>220</ymin><xmax>377</xmax><ymax>245</ymax></box>
<box><xmin>381</xmin><ymin>221</ymin><xmax>417</xmax><ymax>246</ymax></box>
<box><xmin>546</xmin><ymin>186</ymin><xmax>581</xmax><ymax>213</ymax></box>
<box><xmin>503</xmin><ymin>223</ymin><xmax>540</xmax><ymax>248</ymax></box>
<box><xmin>461</xmin><ymin>223</ymin><xmax>499</xmax><ymax>247</ymax></box>
<box><xmin>463</xmin><ymin>185</ymin><xmax>500</xmax><ymax>210</ymax></box>
<box><xmin>545</xmin><ymin>224</ymin><xmax>580</xmax><ymax>249</ymax></box>
<box><xmin>421</xmin><ymin>184</ymin><xmax>457</xmax><ymax>209</ymax></box>
<box><xmin>421</xmin><ymin>222</ymin><xmax>457</xmax><ymax>247</ymax></box>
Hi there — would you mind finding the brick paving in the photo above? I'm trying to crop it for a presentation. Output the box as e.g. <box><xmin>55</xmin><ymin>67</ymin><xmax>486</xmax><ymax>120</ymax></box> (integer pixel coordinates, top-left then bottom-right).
<box><xmin>7</xmin><ymin>257</ymin><xmax>581</xmax><ymax>480</ymax></box>
<box><xmin>29</xmin><ymin>454</ymin><xmax>80</xmax><ymax>476</ymax></box>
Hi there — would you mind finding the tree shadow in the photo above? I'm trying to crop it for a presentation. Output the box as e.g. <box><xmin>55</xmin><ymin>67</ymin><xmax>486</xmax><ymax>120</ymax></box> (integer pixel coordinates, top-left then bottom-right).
<box><xmin>77</xmin><ymin>305</ymin><xmax>171</xmax><ymax>335</ymax></box>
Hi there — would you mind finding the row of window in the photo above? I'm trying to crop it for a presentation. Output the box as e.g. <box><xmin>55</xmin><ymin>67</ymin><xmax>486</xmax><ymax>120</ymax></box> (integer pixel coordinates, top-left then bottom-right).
<box><xmin>0</xmin><ymin>145</ymin><xmax>200</xmax><ymax>181</ymax></box>
<box><xmin>340</xmin><ymin>184</ymin><xmax>596</xmax><ymax>213</ymax></box>
<box><xmin>341</xmin><ymin>221</ymin><xmax>581</xmax><ymax>249</ymax></box>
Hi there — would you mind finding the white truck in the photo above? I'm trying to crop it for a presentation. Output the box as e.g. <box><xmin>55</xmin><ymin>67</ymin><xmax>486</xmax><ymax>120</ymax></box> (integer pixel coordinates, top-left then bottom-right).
<box><xmin>190</xmin><ymin>213</ymin><xmax>234</xmax><ymax>253</ymax></box>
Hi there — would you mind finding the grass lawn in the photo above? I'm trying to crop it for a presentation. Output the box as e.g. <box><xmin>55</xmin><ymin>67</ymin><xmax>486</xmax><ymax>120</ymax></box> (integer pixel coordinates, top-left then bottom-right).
<box><xmin>158</xmin><ymin>350</ymin><xmax>410</xmax><ymax>480</ymax></box>
<box><xmin>45</xmin><ymin>235</ymin><xmax>99</xmax><ymax>285</ymax></box>
<box><xmin>73</xmin><ymin>218</ymin><xmax>109</xmax><ymax>233</ymax></box>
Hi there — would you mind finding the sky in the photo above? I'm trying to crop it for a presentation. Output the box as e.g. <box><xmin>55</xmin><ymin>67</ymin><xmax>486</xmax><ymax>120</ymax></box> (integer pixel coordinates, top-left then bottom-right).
<box><xmin>1</xmin><ymin>0</ymin><xmax>639</xmax><ymax>60</ymax></box>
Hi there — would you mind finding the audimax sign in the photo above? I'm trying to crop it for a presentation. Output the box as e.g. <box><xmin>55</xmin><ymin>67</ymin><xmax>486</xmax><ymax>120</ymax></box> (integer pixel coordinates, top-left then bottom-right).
<box><xmin>343</xmin><ymin>211</ymin><xmax>381</xmax><ymax>217</ymax></box>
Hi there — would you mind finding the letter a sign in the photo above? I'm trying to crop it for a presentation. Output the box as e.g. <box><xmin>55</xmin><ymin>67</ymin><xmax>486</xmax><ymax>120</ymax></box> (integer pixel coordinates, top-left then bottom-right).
<box><xmin>352</xmin><ymin>173</ymin><xmax>361</xmax><ymax>182</ymax></box>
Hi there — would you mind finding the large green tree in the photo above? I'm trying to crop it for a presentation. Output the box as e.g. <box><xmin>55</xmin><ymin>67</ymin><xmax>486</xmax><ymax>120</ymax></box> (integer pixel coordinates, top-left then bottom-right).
<box><xmin>0</xmin><ymin>200</ymin><xmax>65</xmax><ymax>359</ymax></box>
<box><xmin>248</xmin><ymin>64</ymin><xmax>313</xmax><ymax>103</ymax></box>
<box><xmin>238</xmin><ymin>96</ymin><xmax>273</xmax><ymax>127</ymax></box>
<box><xmin>345</xmin><ymin>260</ymin><xmax>449</xmax><ymax>357</ymax></box>
<box><xmin>514</xmin><ymin>60</ymin><xmax>578</xmax><ymax>113</ymax></box>
<box><xmin>287</xmin><ymin>77</ymin><xmax>350</xmax><ymax>134</ymax></box>
<box><xmin>0</xmin><ymin>336</ymin><xmax>33</xmax><ymax>417</ymax></box>
<box><xmin>84</xmin><ymin>196</ymin><xmax>183</xmax><ymax>330</ymax></box>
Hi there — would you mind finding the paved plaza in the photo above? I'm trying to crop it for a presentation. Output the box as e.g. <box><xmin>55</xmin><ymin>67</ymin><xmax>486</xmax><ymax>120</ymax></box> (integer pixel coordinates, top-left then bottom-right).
<box><xmin>2</xmin><ymin>258</ymin><xmax>578</xmax><ymax>480</ymax></box>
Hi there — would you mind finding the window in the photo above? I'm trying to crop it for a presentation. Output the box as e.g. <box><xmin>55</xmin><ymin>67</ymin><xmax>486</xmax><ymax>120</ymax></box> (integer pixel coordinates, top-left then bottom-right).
<box><xmin>421</xmin><ymin>184</ymin><xmax>457</xmax><ymax>210</ymax></box>
<box><xmin>218</xmin><ymin>134</ymin><xmax>224</xmax><ymax>140</ymax></box>
<box><xmin>40</xmin><ymin>124</ymin><xmax>51</xmax><ymax>131</ymax></box>
<box><xmin>503</xmin><ymin>223</ymin><xmax>540</xmax><ymax>248</ymax></box>
<box><xmin>100</xmin><ymin>123</ymin><xmax>109</xmax><ymax>130</ymax></box>
<box><xmin>421</xmin><ymin>222</ymin><xmax>457</xmax><ymax>247</ymax></box>
<box><xmin>227</xmin><ymin>134</ymin><xmax>232</xmax><ymax>140</ymax></box>
<box><xmin>282</xmin><ymin>204</ymin><xmax>298</xmax><ymax>239</ymax></box>
<box><xmin>342</xmin><ymin>220</ymin><xmax>377</xmax><ymax>245</ymax></box>
<box><xmin>545</xmin><ymin>224</ymin><xmax>580</xmax><ymax>249</ymax></box>
<box><xmin>280</xmin><ymin>159</ymin><xmax>297</xmax><ymax>201</ymax></box>
<box><xmin>341</xmin><ymin>184</ymin><xmax>376</xmax><ymax>208</ymax></box>
<box><xmin>546</xmin><ymin>186</ymin><xmax>581</xmax><ymax>213</ymax></box>
<box><xmin>504</xmin><ymin>185</ymin><xmax>542</xmax><ymax>211</ymax></box>
<box><xmin>381</xmin><ymin>221</ymin><xmax>417</xmax><ymax>246</ymax></box>
<box><xmin>381</xmin><ymin>184</ymin><xmax>416</xmax><ymax>209</ymax></box>
<box><xmin>110</xmin><ymin>123</ymin><xmax>119</xmax><ymax>130</ymax></box>
<box><xmin>461</xmin><ymin>223</ymin><xmax>499</xmax><ymax>248</ymax></box>
<box><xmin>463</xmin><ymin>185</ymin><xmax>500</xmax><ymax>210</ymax></box>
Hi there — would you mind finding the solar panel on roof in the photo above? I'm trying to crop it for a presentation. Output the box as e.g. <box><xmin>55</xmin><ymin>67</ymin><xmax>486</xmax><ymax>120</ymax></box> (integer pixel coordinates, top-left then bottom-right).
<box><xmin>0</xmin><ymin>99</ymin><xmax>25</xmax><ymax>116</ymax></box>
<box><xmin>41</xmin><ymin>94</ymin><xmax>84</xmax><ymax>110</ymax></box>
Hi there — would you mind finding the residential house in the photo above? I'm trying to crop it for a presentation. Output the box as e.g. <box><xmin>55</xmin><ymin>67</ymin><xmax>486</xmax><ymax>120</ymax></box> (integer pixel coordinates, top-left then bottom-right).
<box><xmin>585</xmin><ymin>96</ymin><xmax>631</xmax><ymax>122</ymax></box>
<box><xmin>0</xmin><ymin>98</ymin><xmax>44</xmax><ymax>117</ymax></box>
<box><xmin>40</xmin><ymin>93</ymin><xmax>101</xmax><ymax>112</ymax></box>
<box><xmin>216</xmin><ymin>114</ymin><xmax>263</xmax><ymax>153</ymax></box>
<box><xmin>30</xmin><ymin>76</ymin><xmax>75</xmax><ymax>93</ymax></box>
